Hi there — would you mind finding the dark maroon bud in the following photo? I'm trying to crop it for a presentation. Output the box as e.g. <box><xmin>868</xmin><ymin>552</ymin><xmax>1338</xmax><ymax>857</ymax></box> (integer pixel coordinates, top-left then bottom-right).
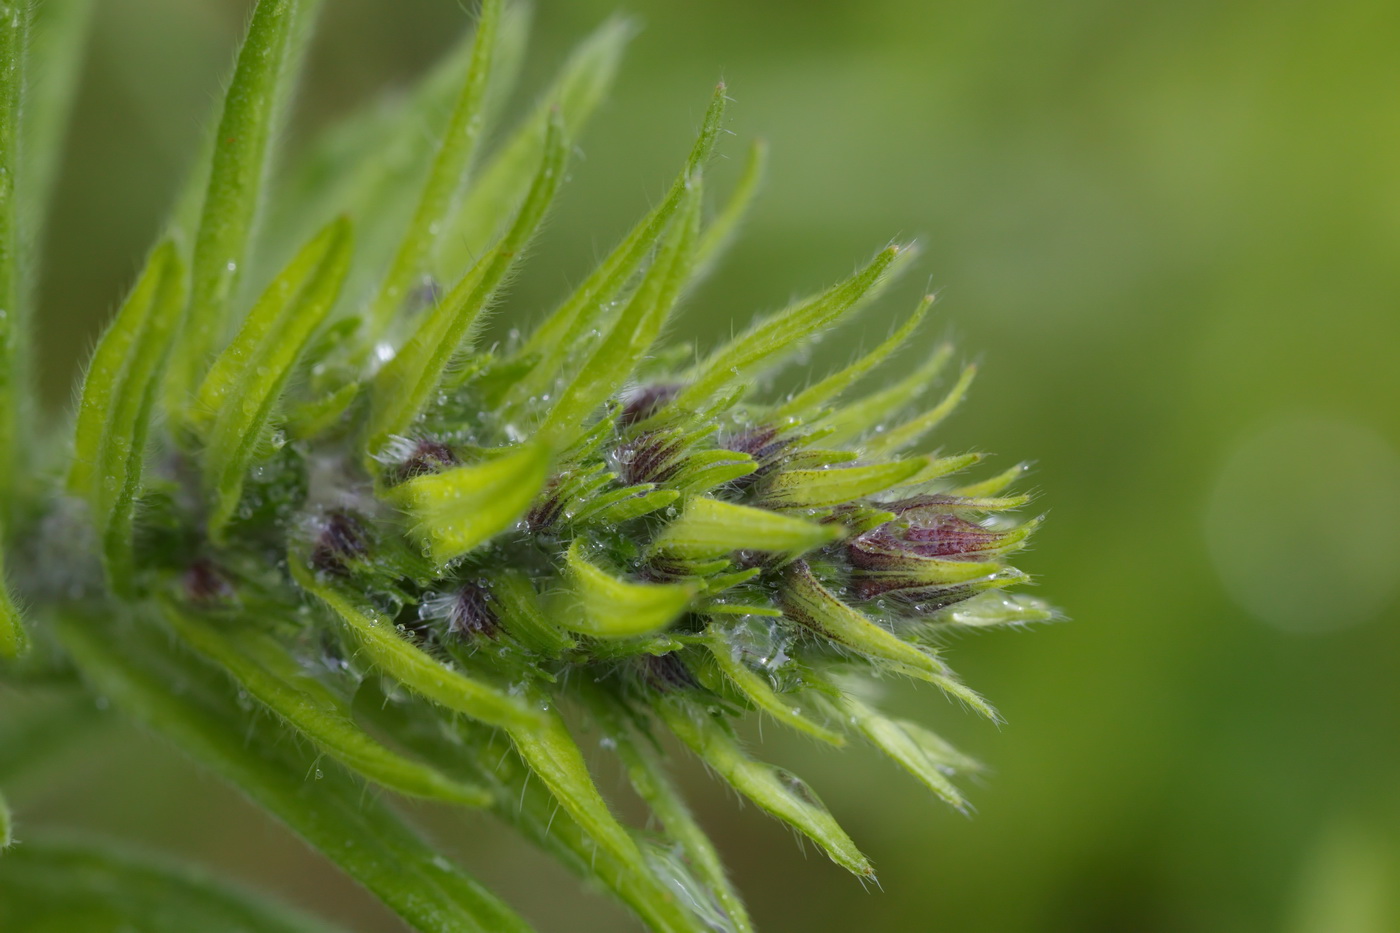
<box><xmin>640</xmin><ymin>555</ymin><xmax>700</xmax><ymax>582</ymax></box>
<box><xmin>850</xmin><ymin>574</ymin><xmax>979</xmax><ymax>606</ymax></box>
<box><xmin>722</xmin><ymin>424</ymin><xmax>781</xmax><ymax>458</ymax></box>
<box><xmin>616</xmin><ymin>430</ymin><xmax>690</xmax><ymax>485</ymax></box>
<box><xmin>184</xmin><ymin>558</ymin><xmax>234</xmax><ymax>604</ymax></box>
<box><xmin>641</xmin><ymin>652</ymin><xmax>697</xmax><ymax>692</ymax></box>
<box><xmin>845</xmin><ymin>507</ymin><xmax>1027</xmax><ymax>606</ymax></box>
<box><xmin>447</xmin><ymin>583</ymin><xmax>498</xmax><ymax>639</ymax></box>
<box><xmin>619</xmin><ymin>383</ymin><xmax>682</xmax><ymax>427</ymax></box>
<box><xmin>391</xmin><ymin>438</ymin><xmax>459</xmax><ymax>483</ymax></box>
<box><xmin>525</xmin><ymin>476</ymin><xmax>566</xmax><ymax>531</ymax></box>
<box><xmin>311</xmin><ymin>509</ymin><xmax>369</xmax><ymax>577</ymax></box>
<box><xmin>900</xmin><ymin>514</ymin><xmax>1013</xmax><ymax>558</ymax></box>
<box><xmin>720</xmin><ymin>424</ymin><xmax>794</xmax><ymax>489</ymax></box>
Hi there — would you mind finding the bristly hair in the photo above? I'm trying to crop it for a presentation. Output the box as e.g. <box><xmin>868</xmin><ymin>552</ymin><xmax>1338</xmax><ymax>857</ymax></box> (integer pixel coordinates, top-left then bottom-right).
<box><xmin>0</xmin><ymin>1</ymin><xmax>1054</xmax><ymax>931</ymax></box>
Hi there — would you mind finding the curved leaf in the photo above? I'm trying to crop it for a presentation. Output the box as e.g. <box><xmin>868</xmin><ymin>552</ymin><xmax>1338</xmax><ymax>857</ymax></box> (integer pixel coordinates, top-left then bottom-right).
<box><xmin>862</xmin><ymin>363</ymin><xmax>977</xmax><ymax>456</ymax></box>
<box><xmin>54</xmin><ymin>612</ymin><xmax>536</xmax><ymax>933</ymax></box>
<box><xmin>657</xmin><ymin>698</ymin><xmax>872</xmax><ymax>877</ymax></box>
<box><xmin>386</xmin><ymin>441</ymin><xmax>553</xmax><ymax>568</ymax></box>
<box><xmin>432</xmin><ymin>14</ymin><xmax>634</xmax><ymax>288</ymax></box>
<box><xmin>504</xmin><ymin>82</ymin><xmax>727</xmax><ymax>412</ymax></box>
<box><xmin>289</xmin><ymin>558</ymin><xmax>546</xmax><ymax>733</ymax></box>
<box><xmin>666</xmin><ymin>244</ymin><xmax>905</xmax><ymax>419</ymax></box>
<box><xmin>368</xmin><ymin>114</ymin><xmax>568</xmax><ymax>451</ymax></box>
<box><xmin>162</xmin><ymin>599</ymin><xmax>491</xmax><ymax>806</ymax></box>
<box><xmin>195</xmin><ymin>218</ymin><xmax>352</xmax><ymax>540</ymax></box>
<box><xmin>354</xmin><ymin>684</ymin><xmax>708</xmax><ymax>933</ymax></box>
<box><xmin>650</xmin><ymin>496</ymin><xmax>841</xmax><ymax>561</ymax></box>
<box><xmin>0</xmin><ymin>0</ymin><xmax>29</xmax><ymax>515</ymax></box>
<box><xmin>581</xmin><ymin>685</ymin><xmax>755</xmax><ymax>933</ymax></box>
<box><xmin>558</xmin><ymin>540</ymin><xmax>696</xmax><ymax>639</ymax></box>
<box><xmin>773</xmin><ymin>292</ymin><xmax>934</xmax><ymax>423</ymax></box>
<box><xmin>538</xmin><ymin>178</ymin><xmax>702</xmax><ymax>444</ymax></box>
<box><xmin>700</xmin><ymin>623</ymin><xmax>845</xmax><ymax>747</ymax></box>
<box><xmin>167</xmin><ymin>0</ymin><xmax>324</xmax><ymax>411</ymax></box>
<box><xmin>363</xmin><ymin>0</ymin><xmax>502</xmax><ymax>337</ymax></box>
<box><xmin>69</xmin><ymin>240</ymin><xmax>186</xmax><ymax>590</ymax></box>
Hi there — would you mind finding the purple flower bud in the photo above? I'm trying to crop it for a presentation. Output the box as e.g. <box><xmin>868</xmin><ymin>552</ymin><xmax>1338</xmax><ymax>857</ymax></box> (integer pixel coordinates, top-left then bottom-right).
<box><xmin>619</xmin><ymin>383</ymin><xmax>682</xmax><ymax>426</ymax></box>
<box><xmin>387</xmin><ymin>438</ymin><xmax>459</xmax><ymax>484</ymax></box>
<box><xmin>183</xmin><ymin>558</ymin><xmax>234</xmax><ymax>604</ymax></box>
<box><xmin>845</xmin><ymin>495</ymin><xmax>1034</xmax><ymax>606</ymax></box>
<box><xmin>615</xmin><ymin>429</ymin><xmax>690</xmax><ymax>485</ymax></box>
<box><xmin>446</xmin><ymin>583</ymin><xmax>498</xmax><ymax>640</ymax></box>
<box><xmin>311</xmin><ymin>509</ymin><xmax>369</xmax><ymax>577</ymax></box>
<box><xmin>640</xmin><ymin>651</ymin><xmax>697</xmax><ymax>692</ymax></box>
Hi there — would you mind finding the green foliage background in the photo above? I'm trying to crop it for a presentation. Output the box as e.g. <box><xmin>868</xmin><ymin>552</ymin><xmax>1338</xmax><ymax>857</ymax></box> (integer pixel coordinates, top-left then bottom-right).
<box><xmin>15</xmin><ymin>0</ymin><xmax>1400</xmax><ymax>930</ymax></box>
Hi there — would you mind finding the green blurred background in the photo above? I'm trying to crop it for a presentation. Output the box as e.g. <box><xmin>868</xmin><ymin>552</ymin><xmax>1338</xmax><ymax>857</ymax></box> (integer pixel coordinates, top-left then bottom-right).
<box><xmin>14</xmin><ymin>0</ymin><xmax>1400</xmax><ymax>930</ymax></box>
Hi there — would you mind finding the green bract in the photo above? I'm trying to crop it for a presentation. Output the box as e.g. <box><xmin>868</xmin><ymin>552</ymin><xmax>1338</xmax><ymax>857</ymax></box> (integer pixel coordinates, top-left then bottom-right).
<box><xmin>0</xmin><ymin>1</ymin><xmax>1052</xmax><ymax>931</ymax></box>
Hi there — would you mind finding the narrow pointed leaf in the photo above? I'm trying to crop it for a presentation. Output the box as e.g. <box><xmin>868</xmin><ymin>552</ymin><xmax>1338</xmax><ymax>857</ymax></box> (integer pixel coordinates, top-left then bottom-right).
<box><xmin>283</xmin><ymin>381</ymin><xmax>360</xmax><ymax>441</ymax></box>
<box><xmin>368</xmin><ymin>114</ymin><xmax>569</xmax><ymax>451</ymax></box>
<box><xmin>69</xmin><ymin>242</ymin><xmax>181</xmax><ymax>494</ymax></box>
<box><xmin>702</xmin><ymin>624</ymin><xmax>845</xmax><ymax>746</ymax></box>
<box><xmin>509</xmin><ymin>710</ymin><xmax>692</xmax><ymax>928</ymax></box>
<box><xmin>538</xmin><ymin>180</ymin><xmax>702</xmax><ymax>444</ymax></box>
<box><xmin>664</xmin><ymin>448</ymin><xmax>758</xmax><ymax>498</ymax></box>
<box><xmin>894</xmin><ymin>451</ymin><xmax>984</xmax><ymax>487</ymax></box>
<box><xmin>819</xmin><ymin>342</ymin><xmax>953</xmax><ymax>446</ymax></box>
<box><xmin>669</xmin><ymin>245</ymin><xmax>905</xmax><ymax>417</ymax></box>
<box><xmin>657</xmin><ymin>699</ymin><xmax>872</xmax><ymax>877</ymax></box>
<box><xmin>578</xmin><ymin>486</ymin><xmax>679</xmax><ymax>525</ymax></box>
<box><xmin>952</xmin><ymin>462</ymin><xmax>1032</xmax><ymax>498</ymax></box>
<box><xmin>851</xmin><ymin>552</ymin><xmax>1015</xmax><ymax>590</ymax></box>
<box><xmin>779</xmin><ymin>561</ymin><xmax>941</xmax><ymax>677</ymax></box>
<box><xmin>862</xmin><ymin>363</ymin><xmax>977</xmax><ymax>456</ymax></box>
<box><xmin>163</xmin><ymin>600</ymin><xmax>491</xmax><ymax>806</ymax></box>
<box><xmin>0</xmin><ymin>1</ymin><xmax>29</xmax><ymax>515</ymax></box>
<box><xmin>356</xmin><ymin>686</ymin><xmax>706</xmax><ymax>933</ymax></box>
<box><xmin>364</xmin><ymin>0</ymin><xmax>502</xmax><ymax>337</ymax></box>
<box><xmin>833</xmin><ymin>692</ymin><xmax>969</xmax><ymax>811</ymax></box>
<box><xmin>196</xmin><ymin>218</ymin><xmax>351</xmax><ymax>540</ymax></box>
<box><xmin>0</xmin><ymin>838</ymin><xmax>343</xmax><ymax>932</ymax></box>
<box><xmin>773</xmin><ymin>293</ymin><xmax>934</xmax><ymax>423</ymax></box>
<box><xmin>763</xmin><ymin>458</ymin><xmax>926</xmax><ymax>510</ymax></box>
<box><xmin>290</xmin><ymin>559</ymin><xmax>546</xmax><ymax>733</ymax></box>
<box><xmin>490</xmin><ymin>569</ymin><xmax>575</xmax><ymax>656</ymax></box>
<box><xmin>69</xmin><ymin>241</ymin><xmax>186</xmax><ymax>590</ymax></box>
<box><xmin>55</xmin><ymin>613</ymin><xmax>537</xmax><ymax>933</ymax></box>
<box><xmin>506</xmin><ymin>83</ymin><xmax>727</xmax><ymax>409</ymax></box>
<box><xmin>582</xmin><ymin>686</ymin><xmax>755</xmax><ymax>933</ymax></box>
<box><xmin>387</xmin><ymin>442</ymin><xmax>553</xmax><ymax>568</ymax></box>
<box><xmin>559</xmin><ymin>540</ymin><xmax>696</xmax><ymax>638</ymax></box>
<box><xmin>651</xmin><ymin>496</ymin><xmax>841</xmax><ymax>560</ymax></box>
<box><xmin>257</xmin><ymin>2</ymin><xmax>527</xmax><ymax>314</ymax></box>
<box><xmin>938</xmin><ymin>591</ymin><xmax>1057</xmax><ymax>629</ymax></box>
<box><xmin>433</xmin><ymin>15</ymin><xmax>634</xmax><ymax>286</ymax></box>
<box><xmin>168</xmin><ymin>0</ymin><xmax>323</xmax><ymax>410</ymax></box>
